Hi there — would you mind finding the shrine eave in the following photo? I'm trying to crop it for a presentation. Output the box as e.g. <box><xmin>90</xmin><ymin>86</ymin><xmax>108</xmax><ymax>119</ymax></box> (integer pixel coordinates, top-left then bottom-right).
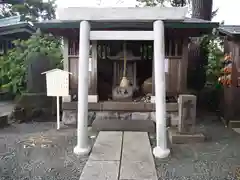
<box><xmin>34</xmin><ymin>18</ymin><xmax>218</xmax><ymax>31</ymax></box>
<box><xmin>219</xmin><ymin>25</ymin><xmax>240</xmax><ymax>38</ymax></box>
<box><xmin>0</xmin><ymin>22</ymin><xmax>36</xmax><ymax>38</ymax></box>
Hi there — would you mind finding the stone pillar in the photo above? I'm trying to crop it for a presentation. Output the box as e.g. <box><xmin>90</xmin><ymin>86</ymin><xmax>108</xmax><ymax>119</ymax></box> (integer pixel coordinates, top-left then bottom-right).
<box><xmin>74</xmin><ymin>21</ymin><xmax>91</xmax><ymax>155</ymax></box>
<box><xmin>168</xmin><ymin>94</ymin><xmax>204</xmax><ymax>144</ymax></box>
<box><xmin>178</xmin><ymin>94</ymin><xmax>197</xmax><ymax>134</ymax></box>
<box><xmin>153</xmin><ymin>20</ymin><xmax>170</xmax><ymax>159</ymax></box>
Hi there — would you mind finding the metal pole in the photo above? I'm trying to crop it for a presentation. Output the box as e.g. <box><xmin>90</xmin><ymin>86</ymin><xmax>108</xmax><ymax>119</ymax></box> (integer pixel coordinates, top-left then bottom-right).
<box><xmin>57</xmin><ymin>96</ymin><xmax>60</xmax><ymax>130</ymax></box>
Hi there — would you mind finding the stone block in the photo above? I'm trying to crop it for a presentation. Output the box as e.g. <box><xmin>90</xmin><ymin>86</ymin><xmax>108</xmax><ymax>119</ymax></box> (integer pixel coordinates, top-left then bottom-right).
<box><xmin>178</xmin><ymin>94</ymin><xmax>197</xmax><ymax>134</ymax></box>
<box><xmin>229</xmin><ymin>121</ymin><xmax>240</xmax><ymax>128</ymax></box>
<box><xmin>62</xmin><ymin>110</ymin><xmax>77</xmax><ymax>125</ymax></box>
<box><xmin>102</xmin><ymin>102</ymin><xmax>145</xmax><ymax>111</ymax></box>
<box><xmin>0</xmin><ymin>114</ymin><xmax>8</xmax><ymax>128</ymax></box>
<box><xmin>92</xmin><ymin>119</ymin><xmax>155</xmax><ymax>132</ymax></box>
<box><xmin>120</xmin><ymin>132</ymin><xmax>157</xmax><ymax>180</ymax></box>
<box><xmin>170</xmin><ymin>112</ymin><xmax>179</xmax><ymax>126</ymax></box>
<box><xmin>62</xmin><ymin>95</ymin><xmax>71</xmax><ymax>102</ymax></box>
<box><xmin>120</xmin><ymin>160</ymin><xmax>158</xmax><ymax>180</ymax></box>
<box><xmin>122</xmin><ymin>132</ymin><xmax>154</xmax><ymax>161</ymax></box>
<box><xmin>79</xmin><ymin>160</ymin><xmax>119</xmax><ymax>180</ymax></box>
<box><xmin>131</xmin><ymin>112</ymin><xmax>150</xmax><ymax>120</ymax></box>
<box><xmin>88</xmin><ymin>95</ymin><xmax>98</xmax><ymax>102</ymax></box>
<box><xmin>150</xmin><ymin>112</ymin><xmax>171</xmax><ymax>127</ymax></box>
<box><xmin>168</xmin><ymin>127</ymin><xmax>205</xmax><ymax>144</ymax></box>
<box><xmin>89</xmin><ymin>131</ymin><xmax>122</xmax><ymax>161</ymax></box>
<box><xmin>13</xmin><ymin>93</ymin><xmax>56</xmax><ymax>122</ymax></box>
<box><xmin>62</xmin><ymin>110</ymin><xmax>95</xmax><ymax>126</ymax></box>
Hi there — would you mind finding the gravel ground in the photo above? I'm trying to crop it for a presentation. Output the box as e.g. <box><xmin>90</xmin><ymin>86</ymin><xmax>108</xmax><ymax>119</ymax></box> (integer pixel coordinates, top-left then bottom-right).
<box><xmin>0</xmin><ymin>122</ymin><xmax>97</xmax><ymax>180</ymax></box>
<box><xmin>150</xmin><ymin>116</ymin><xmax>240</xmax><ymax>180</ymax></box>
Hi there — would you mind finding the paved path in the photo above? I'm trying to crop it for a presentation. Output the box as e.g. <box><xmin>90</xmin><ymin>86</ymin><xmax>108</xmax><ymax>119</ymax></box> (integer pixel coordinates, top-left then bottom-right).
<box><xmin>79</xmin><ymin>131</ymin><xmax>157</xmax><ymax>180</ymax></box>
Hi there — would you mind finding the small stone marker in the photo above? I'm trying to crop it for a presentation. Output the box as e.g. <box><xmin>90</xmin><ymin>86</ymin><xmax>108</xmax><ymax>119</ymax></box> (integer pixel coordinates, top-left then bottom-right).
<box><xmin>168</xmin><ymin>94</ymin><xmax>204</xmax><ymax>144</ymax></box>
<box><xmin>178</xmin><ymin>94</ymin><xmax>196</xmax><ymax>134</ymax></box>
<box><xmin>26</xmin><ymin>54</ymin><xmax>52</xmax><ymax>93</ymax></box>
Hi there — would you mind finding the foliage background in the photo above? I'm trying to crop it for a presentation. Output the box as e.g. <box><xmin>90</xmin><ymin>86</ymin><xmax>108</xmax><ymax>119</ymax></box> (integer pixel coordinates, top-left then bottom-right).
<box><xmin>0</xmin><ymin>0</ymin><xmax>56</xmax><ymax>21</ymax></box>
<box><xmin>0</xmin><ymin>30</ymin><xmax>62</xmax><ymax>95</ymax></box>
<box><xmin>0</xmin><ymin>0</ymin><xmax>60</xmax><ymax>97</ymax></box>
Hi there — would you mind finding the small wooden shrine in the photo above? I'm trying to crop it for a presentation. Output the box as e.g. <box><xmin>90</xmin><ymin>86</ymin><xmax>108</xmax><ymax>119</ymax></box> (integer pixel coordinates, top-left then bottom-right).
<box><xmin>35</xmin><ymin>7</ymin><xmax>218</xmax><ymax>157</ymax></box>
<box><xmin>218</xmin><ymin>25</ymin><xmax>240</xmax><ymax>127</ymax></box>
<box><xmin>35</xmin><ymin>7</ymin><xmax>218</xmax><ymax>112</ymax></box>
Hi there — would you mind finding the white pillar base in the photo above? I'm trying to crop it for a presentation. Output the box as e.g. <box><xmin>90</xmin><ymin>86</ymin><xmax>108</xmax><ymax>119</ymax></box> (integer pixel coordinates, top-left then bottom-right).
<box><xmin>74</xmin><ymin>145</ymin><xmax>91</xmax><ymax>156</ymax></box>
<box><xmin>153</xmin><ymin>146</ymin><xmax>170</xmax><ymax>159</ymax></box>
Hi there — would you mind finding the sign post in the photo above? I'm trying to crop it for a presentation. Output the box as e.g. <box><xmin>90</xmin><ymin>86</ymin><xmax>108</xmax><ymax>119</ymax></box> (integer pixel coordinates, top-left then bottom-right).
<box><xmin>42</xmin><ymin>69</ymin><xmax>71</xmax><ymax>130</ymax></box>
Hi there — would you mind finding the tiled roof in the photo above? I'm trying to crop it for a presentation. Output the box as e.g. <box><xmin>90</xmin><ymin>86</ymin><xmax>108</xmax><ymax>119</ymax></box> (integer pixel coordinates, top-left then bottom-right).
<box><xmin>219</xmin><ymin>25</ymin><xmax>240</xmax><ymax>36</ymax></box>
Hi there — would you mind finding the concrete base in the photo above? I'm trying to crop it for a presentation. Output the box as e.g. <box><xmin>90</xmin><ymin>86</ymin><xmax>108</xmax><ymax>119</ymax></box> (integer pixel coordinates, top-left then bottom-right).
<box><xmin>62</xmin><ymin>110</ymin><xmax>95</xmax><ymax>126</ymax></box>
<box><xmin>153</xmin><ymin>146</ymin><xmax>170</xmax><ymax>159</ymax></box>
<box><xmin>168</xmin><ymin>127</ymin><xmax>205</xmax><ymax>144</ymax></box>
<box><xmin>73</xmin><ymin>145</ymin><xmax>91</xmax><ymax>156</ymax></box>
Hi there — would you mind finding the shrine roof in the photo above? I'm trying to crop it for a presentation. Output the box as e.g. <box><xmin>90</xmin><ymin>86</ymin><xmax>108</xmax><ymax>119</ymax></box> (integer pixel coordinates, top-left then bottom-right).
<box><xmin>0</xmin><ymin>16</ymin><xmax>36</xmax><ymax>38</ymax></box>
<box><xmin>34</xmin><ymin>7</ymin><xmax>218</xmax><ymax>37</ymax></box>
<box><xmin>57</xmin><ymin>7</ymin><xmax>187</xmax><ymax>21</ymax></box>
<box><xmin>219</xmin><ymin>25</ymin><xmax>240</xmax><ymax>37</ymax></box>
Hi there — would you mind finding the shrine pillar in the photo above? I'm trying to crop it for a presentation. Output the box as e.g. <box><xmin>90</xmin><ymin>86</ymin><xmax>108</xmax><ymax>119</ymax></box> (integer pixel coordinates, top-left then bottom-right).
<box><xmin>153</xmin><ymin>20</ymin><xmax>170</xmax><ymax>159</ymax></box>
<box><xmin>74</xmin><ymin>20</ymin><xmax>91</xmax><ymax>155</ymax></box>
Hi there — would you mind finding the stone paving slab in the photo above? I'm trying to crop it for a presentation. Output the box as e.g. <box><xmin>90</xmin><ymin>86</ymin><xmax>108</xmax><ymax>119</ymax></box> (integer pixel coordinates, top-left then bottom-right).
<box><xmin>120</xmin><ymin>160</ymin><xmax>158</xmax><ymax>180</ymax></box>
<box><xmin>79</xmin><ymin>131</ymin><xmax>157</xmax><ymax>180</ymax></box>
<box><xmin>120</xmin><ymin>132</ymin><xmax>157</xmax><ymax>180</ymax></box>
<box><xmin>79</xmin><ymin>160</ymin><xmax>120</xmax><ymax>180</ymax></box>
<box><xmin>121</xmin><ymin>132</ymin><xmax>154</xmax><ymax>161</ymax></box>
<box><xmin>89</xmin><ymin>131</ymin><xmax>122</xmax><ymax>161</ymax></box>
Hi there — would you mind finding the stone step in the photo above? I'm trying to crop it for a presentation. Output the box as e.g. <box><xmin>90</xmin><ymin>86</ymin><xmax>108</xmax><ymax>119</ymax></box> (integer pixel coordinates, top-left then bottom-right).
<box><xmin>79</xmin><ymin>131</ymin><xmax>158</xmax><ymax>180</ymax></box>
<box><xmin>92</xmin><ymin>119</ymin><xmax>156</xmax><ymax>132</ymax></box>
<box><xmin>92</xmin><ymin>112</ymin><xmax>156</xmax><ymax>132</ymax></box>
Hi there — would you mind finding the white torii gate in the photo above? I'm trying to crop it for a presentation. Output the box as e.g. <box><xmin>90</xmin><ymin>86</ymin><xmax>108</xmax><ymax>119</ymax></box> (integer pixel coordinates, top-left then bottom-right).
<box><xmin>58</xmin><ymin>7</ymin><xmax>187</xmax><ymax>159</ymax></box>
<box><xmin>74</xmin><ymin>20</ymin><xmax>170</xmax><ymax>158</ymax></box>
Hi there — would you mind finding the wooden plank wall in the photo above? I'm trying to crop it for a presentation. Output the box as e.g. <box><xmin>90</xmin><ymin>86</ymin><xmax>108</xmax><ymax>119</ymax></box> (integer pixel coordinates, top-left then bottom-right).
<box><xmin>166</xmin><ymin>58</ymin><xmax>181</xmax><ymax>94</ymax></box>
<box><xmin>69</xmin><ymin>57</ymin><xmax>79</xmax><ymax>91</ymax></box>
<box><xmin>69</xmin><ymin>57</ymin><xmax>182</xmax><ymax>95</ymax></box>
<box><xmin>68</xmin><ymin>38</ymin><xmax>186</xmax><ymax>96</ymax></box>
<box><xmin>221</xmin><ymin>39</ymin><xmax>240</xmax><ymax>120</ymax></box>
